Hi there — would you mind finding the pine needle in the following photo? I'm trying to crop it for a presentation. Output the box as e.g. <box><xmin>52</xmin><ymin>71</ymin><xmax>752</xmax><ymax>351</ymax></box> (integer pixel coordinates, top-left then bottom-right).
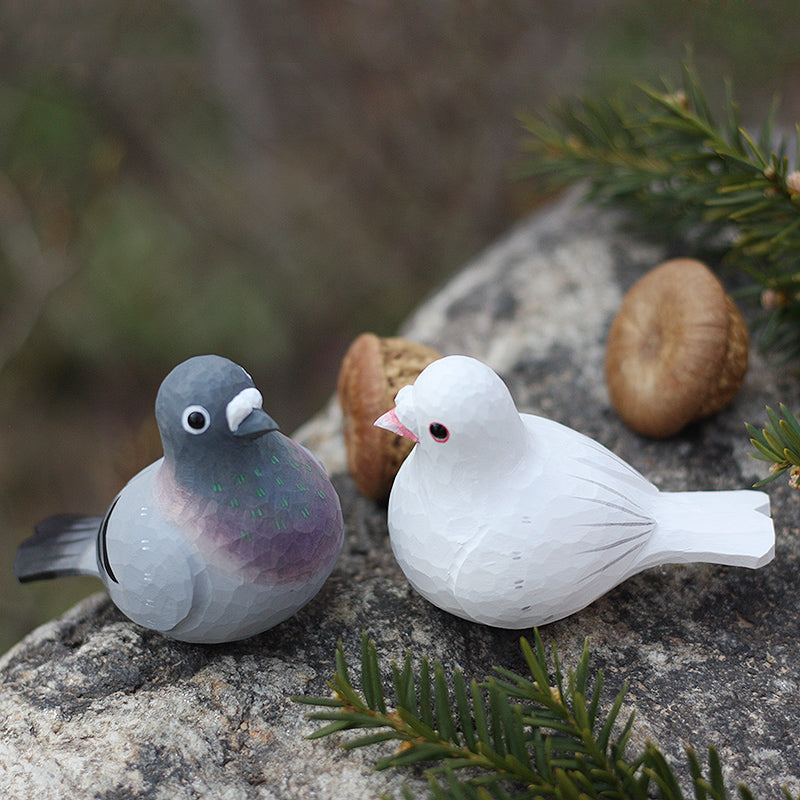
<box><xmin>747</xmin><ymin>405</ymin><xmax>800</xmax><ymax>489</ymax></box>
<box><xmin>293</xmin><ymin>632</ymin><xmax>795</xmax><ymax>799</ymax></box>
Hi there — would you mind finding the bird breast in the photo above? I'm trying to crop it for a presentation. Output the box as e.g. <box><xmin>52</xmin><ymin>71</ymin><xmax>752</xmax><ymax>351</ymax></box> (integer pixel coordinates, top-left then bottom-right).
<box><xmin>155</xmin><ymin>436</ymin><xmax>343</xmax><ymax>585</ymax></box>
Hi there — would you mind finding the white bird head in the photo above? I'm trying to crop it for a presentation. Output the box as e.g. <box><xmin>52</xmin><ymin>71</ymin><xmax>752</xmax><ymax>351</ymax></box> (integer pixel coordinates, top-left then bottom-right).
<box><xmin>375</xmin><ymin>355</ymin><xmax>527</xmax><ymax>475</ymax></box>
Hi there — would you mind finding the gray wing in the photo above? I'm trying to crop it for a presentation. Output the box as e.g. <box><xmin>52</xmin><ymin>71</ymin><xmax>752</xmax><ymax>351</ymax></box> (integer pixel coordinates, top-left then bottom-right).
<box><xmin>102</xmin><ymin>460</ymin><xmax>195</xmax><ymax>634</ymax></box>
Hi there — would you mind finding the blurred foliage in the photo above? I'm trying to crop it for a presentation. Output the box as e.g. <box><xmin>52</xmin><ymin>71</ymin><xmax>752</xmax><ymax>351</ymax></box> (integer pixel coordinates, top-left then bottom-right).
<box><xmin>519</xmin><ymin>63</ymin><xmax>800</xmax><ymax>358</ymax></box>
<box><xmin>2</xmin><ymin>0</ymin><xmax>800</xmax><ymax>650</ymax></box>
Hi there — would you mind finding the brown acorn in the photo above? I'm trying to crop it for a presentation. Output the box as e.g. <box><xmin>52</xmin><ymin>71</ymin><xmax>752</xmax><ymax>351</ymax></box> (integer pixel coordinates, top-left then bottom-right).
<box><xmin>605</xmin><ymin>258</ymin><xmax>749</xmax><ymax>438</ymax></box>
<box><xmin>337</xmin><ymin>333</ymin><xmax>441</xmax><ymax>502</ymax></box>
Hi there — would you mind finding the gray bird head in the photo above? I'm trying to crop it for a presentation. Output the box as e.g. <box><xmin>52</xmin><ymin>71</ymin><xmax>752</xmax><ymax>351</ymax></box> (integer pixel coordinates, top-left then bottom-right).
<box><xmin>155</xmin><ymin>355</ymin><xmax>279</xmax><ymax>466</ymax></box>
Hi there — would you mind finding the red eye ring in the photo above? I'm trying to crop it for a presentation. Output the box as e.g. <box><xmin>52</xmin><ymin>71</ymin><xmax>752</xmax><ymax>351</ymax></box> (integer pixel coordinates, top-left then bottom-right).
<box><xmin>429</xmin><ymin>423</ymin><xmax>449</xmax><ymax>442</ymax></box>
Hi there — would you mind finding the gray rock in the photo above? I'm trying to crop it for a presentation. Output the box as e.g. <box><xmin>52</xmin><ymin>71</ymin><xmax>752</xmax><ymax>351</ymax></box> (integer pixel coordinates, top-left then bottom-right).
<box><xmin>1</xmin><ymin>187</ymin><xmax>797</xmax><ymax>799</ymax></box>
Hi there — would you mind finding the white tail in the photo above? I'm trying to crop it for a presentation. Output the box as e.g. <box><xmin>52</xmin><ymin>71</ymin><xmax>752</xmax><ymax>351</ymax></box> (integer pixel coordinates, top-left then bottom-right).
<box><xmin>630</xmin><ymin>489</ymin><xmax>774</xmax><ymax>576</ymax></box>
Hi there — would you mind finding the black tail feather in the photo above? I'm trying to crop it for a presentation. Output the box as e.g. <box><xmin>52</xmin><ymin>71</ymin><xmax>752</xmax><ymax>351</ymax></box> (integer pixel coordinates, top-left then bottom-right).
<box><xmin>14</xmin><ymin>514</ymin><xmax>101</xmax><ymax>582</ymax></box>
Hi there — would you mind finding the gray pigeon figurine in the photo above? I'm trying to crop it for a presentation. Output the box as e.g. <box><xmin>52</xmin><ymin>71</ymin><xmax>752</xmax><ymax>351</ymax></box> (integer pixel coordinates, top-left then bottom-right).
<box><xmin>14</xmin><ymin>355</ymin><xmax>344</xmax><ymax>643</ymax></box>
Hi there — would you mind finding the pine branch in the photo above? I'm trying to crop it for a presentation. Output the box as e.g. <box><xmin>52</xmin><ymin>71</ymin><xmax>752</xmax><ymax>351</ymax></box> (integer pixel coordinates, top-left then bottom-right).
<box><xmin>518</xmin><ymin>62</ymin><xmax>800</xmax><ymax>359</ymax></box>
<box><xmin>294</xmin><ymin>632</ymin><xmax>797</xmax><ymax>800</ymax></box>
<box><xmin>746</xmin><ymin>404</ymin><xmax>800</xmax><ymax>489</ymax></box>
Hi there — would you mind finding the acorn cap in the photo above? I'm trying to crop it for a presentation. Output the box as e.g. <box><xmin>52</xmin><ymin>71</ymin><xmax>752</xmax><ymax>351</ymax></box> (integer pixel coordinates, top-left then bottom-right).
<box><xmin>337</xmin><ymin>333</ymin><xmax>441</xmax><ymax>502</ymax></box>
<box><xmin>605</xmin><ymin>258</ymin><xmax>749</xmax><ymax>438</ymax></box>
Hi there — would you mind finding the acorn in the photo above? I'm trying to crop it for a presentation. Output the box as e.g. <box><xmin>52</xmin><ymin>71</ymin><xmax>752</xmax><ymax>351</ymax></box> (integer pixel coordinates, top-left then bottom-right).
<box><xmin>605</xmin><ymin>258</ymin><xmax>749</xmax><ymax>438</ymax></box>
<box><xmin>337</xmin><ymin>333</ymin><xmax>441</xmax><ymax>502</ymax></box>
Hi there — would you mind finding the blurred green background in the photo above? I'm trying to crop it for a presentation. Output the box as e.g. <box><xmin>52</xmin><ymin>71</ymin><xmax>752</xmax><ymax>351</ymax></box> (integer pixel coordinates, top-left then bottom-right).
<box><xmin>2</xmin><ymin>0</ymin><xmax>799</xmax><ymax>653</ymax></box>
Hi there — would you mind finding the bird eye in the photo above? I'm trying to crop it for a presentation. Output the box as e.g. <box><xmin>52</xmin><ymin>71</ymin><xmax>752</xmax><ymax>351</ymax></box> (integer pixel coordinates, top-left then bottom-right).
<box><xmin>429</xmin><ymin>422</ymin><xmax>449</xmax><ymax>442</ymax></box>
<box><xmin>181</xmin><ymin>405</ymin><xmax>210</xmax><ymax>434</ymax></box>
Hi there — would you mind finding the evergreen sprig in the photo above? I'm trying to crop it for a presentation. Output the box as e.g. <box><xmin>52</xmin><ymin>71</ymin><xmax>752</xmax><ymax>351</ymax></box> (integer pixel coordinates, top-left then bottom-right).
<box><xmin>294</xmin><ymin>632</ymin><xmax>793</xmax><ymax>800</ymax></box>
<box><xmin>518</xmin><ymin>62</ymin><xmax>800</xmax><ymax>359</ymax></box>
<box><xmin>746</xmin><ymin>404</ymin><xmax>800</xmax><ymax>489</ymax></box>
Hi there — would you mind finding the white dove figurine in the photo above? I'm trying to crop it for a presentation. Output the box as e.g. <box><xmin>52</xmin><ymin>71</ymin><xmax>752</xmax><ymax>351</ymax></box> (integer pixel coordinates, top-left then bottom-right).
<box><xmin>374</xmin><ymin>355</ymin><xmax>775</xmax><ymax>628</ymax></box>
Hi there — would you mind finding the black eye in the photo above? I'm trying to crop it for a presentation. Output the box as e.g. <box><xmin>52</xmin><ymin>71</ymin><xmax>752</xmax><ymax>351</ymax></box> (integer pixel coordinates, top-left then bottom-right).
<box><xmin>181</xmin><ymin>405</ymin><xmax>210</xmax><ymax>434</ymax></box>
<box><xmin>188</xmin><ymin>412</ymin><xmax>205</xmax><ymax>429</ymax></box>
<box><xmin>429</xmin><ymin>422</ymin><xmax>449</xmax><ymax>442</ymax></box>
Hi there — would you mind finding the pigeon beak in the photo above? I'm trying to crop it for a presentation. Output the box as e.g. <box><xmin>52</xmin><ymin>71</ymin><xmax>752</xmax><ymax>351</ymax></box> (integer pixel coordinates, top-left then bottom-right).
<box><xmin>374</xmin><ymin>408</ymin><xmax>419</xmax><ymax>443</ymax></box>
<box><xmin>233</xmin><ymin>407</ymin><xmax>280</xmax><ymax>438</ymax></box>
<box><xmin>227</xmin><ymin>387</ymin><xmax>279</xmax><ymax>438</ymax></box>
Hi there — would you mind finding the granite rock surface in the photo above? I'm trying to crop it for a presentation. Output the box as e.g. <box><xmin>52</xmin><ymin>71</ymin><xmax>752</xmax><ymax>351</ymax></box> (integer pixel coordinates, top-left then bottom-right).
<box><xmin>1</xmin><ymin>187</ymin><xmax>798</xmax><ymax>799</ymax></box>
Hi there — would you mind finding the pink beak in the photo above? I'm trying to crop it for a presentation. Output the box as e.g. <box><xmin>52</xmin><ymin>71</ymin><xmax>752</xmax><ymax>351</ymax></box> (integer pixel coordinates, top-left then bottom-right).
<box><xmin>374</xmin><ymin>408</ymin><xmax>419</xmax><ymax>443</ymax></box>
